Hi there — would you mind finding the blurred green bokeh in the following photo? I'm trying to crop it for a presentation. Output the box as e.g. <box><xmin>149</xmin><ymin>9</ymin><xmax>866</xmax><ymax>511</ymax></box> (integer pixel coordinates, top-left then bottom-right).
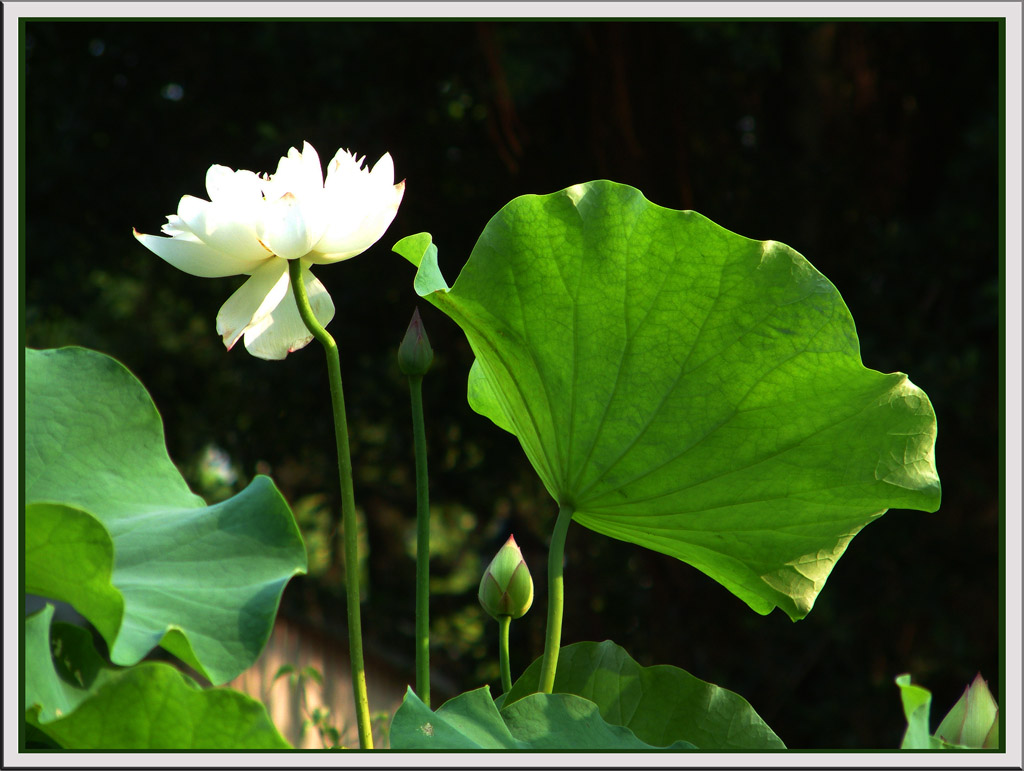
<box><xmin>23</xmin><ymin>19</ymin><xmax>1000</xmax><ymax>749</ymax></box>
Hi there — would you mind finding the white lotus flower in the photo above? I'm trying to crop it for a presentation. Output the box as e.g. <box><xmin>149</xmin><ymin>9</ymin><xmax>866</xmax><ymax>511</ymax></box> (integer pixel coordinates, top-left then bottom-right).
<box><xmin>134</xmin><ymin>141</ymin><xmax>405</xmax><ymax>360</ymax></box>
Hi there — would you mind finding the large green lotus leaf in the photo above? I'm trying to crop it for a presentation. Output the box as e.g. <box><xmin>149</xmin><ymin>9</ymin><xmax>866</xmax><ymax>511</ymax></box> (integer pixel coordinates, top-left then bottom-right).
<box><xmin>393</xmin><ymin>181</ymin><xmax>941</xmax><ymax>619</ymax></box>
<box><xmin>389</xmin><ymin>685</ymin><xmax>695</xmax><ymax>750</ymax></box>
<box><xmin>504</xmin><ymin>640</ymin><xmax>783</xmax><ymax>750</ymax></box>
<box><xmin>24</xmin><ymin>605</ymin><xmax>290</xmax><ymax>749</ymax></box>
<box><xmin>25</xmin><ymin>346</ymin><xmax>307</xmax><ymax>684</ymax></box>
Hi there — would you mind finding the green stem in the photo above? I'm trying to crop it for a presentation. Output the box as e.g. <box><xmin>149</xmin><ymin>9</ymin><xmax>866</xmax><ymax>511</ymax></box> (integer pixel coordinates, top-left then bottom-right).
<box><xmin>498</xmin><ymin>615</ymin><xmax>513</xmax><ymax>695</ymax></box>
<box><xmin>409</xmin><ymin>374</ymin><xmax>431</xmax><ymax>707</ymax></box>
<box><xmin>538</xmin><ymin>502</ymin><xmax>574</xmax><ymax>694</ymax></box>
<box><xmin>289</xmin><ymin>260</ymin><xmax>373</xmax><ymax>750</ymax></box>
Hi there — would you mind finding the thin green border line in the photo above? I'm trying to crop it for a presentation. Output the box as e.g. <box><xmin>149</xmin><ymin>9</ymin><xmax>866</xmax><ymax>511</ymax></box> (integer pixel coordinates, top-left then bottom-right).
<box><xmin>995</xmin><ymin>14</ymin><xmax>1007</xmax><ymax>756</ymax></box>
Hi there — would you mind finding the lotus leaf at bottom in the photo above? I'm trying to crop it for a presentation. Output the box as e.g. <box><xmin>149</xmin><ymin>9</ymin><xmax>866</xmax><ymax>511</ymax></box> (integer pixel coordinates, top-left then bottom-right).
<box><xmin>505</xmin><ymin>640</ymin><xmax>784</xmax><ymax>750</ymax></box>
<box><xmin>389</xmin><ymin>684</ymin><xmax>696</xmax><ymax>750</ymax></box>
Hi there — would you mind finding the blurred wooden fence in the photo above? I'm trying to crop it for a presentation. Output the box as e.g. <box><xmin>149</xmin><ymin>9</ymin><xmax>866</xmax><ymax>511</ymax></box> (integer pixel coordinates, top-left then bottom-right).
<box><xmin>228</xmin><ymin>615</ymin><xmax>411</xmax><ymax>749</ymax></box>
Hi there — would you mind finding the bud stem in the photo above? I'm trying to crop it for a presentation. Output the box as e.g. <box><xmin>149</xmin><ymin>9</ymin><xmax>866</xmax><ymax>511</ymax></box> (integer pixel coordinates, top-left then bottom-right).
<box><xmin>539</xmin><ymin>502</ymin><xmax>574</xmax><ymax>694</ymax></box>
<box><xmin>409</xmin><ymin>373</ymin><xmax>431</xmax><ymax>706</ymax></box>
<box><xmin>498</xmin><ymin>614</ymin><xmax>513</xmax><ymax>694</ymax></box>
<box><xmin>289</xmin><ymin>260</ymin><xmax>373</xmax><ymax>749</ymax></box>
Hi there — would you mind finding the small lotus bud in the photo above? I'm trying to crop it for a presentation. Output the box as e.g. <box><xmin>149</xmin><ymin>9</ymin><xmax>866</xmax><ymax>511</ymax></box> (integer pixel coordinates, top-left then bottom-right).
<box><xmin>397</xmin><ymin>307</ymin><xmax>434</xmax><ymax>376</ymax></box>
<box><xmin>934</xmin><ymin>673</ymin><xmax>999</xmax><ymax>749</ymax></box>
<box><xmin>478</xmin><ymin>535</ymin><xmax>534</xmax><ymax>620</ymax></box>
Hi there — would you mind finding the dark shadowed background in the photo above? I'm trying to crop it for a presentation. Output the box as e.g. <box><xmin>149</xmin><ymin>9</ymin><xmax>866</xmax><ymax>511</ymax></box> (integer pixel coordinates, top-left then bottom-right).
<box><xmin>23</xmin><ymin>18</ymin><xmax>1002</xmax><ymax>749</ymax></box>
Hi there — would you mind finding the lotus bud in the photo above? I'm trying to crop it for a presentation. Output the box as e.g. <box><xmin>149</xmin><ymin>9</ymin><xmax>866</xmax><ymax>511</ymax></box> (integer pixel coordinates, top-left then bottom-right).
<box><xmin>934</xmin><ymin>673</ymin><xmax>999</xmax><ymax>749</ymax></box>
<box><xmin>397</xmin><ymin>307</ymin><xmax>434</xmax><ymax>376</ymax></box>
<box><xmin>478</xmin><ymin>535</ymin><xmax>534</xmax><ymax>620</ymax></box>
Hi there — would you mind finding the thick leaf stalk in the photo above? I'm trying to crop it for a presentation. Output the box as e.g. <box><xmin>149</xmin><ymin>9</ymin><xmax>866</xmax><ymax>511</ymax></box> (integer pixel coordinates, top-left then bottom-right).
<box><xmin>289</xmin><ymin>260</ymin><xmax>373</xmax><ymax>749</ymax></box>
<box><xmin>539</xmin><ymin>503</ymin><xmax>574</xmax><ymax>693</ymax></box>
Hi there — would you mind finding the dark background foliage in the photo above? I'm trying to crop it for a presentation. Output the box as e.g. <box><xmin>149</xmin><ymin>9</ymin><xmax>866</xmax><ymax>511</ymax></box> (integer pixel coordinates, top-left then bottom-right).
<box><xmin>23</xmin><ymin>18</ymin><xmax>1001</xmax><ymax>749</ymax></box>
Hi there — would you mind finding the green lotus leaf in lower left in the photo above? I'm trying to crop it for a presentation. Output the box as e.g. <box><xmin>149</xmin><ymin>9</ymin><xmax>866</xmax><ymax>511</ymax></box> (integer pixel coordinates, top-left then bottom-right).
<box><xmin>25</xmin><ymin>605</ymin><xmax>290</xmax><ymax>749</ymax></box>
<box><xmin>25</xmin><ymin>346</ymin><xmax>308</xmax><ymax>685</ymax></box>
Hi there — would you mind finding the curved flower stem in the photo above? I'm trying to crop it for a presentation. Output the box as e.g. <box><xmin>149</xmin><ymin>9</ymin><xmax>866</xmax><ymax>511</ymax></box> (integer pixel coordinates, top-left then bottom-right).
<box><xmin>498</xmin><ymin>614</ymin><xmax>513</xmax><ymax>695</ymax></box>
<box><xmin>408</xmin><ymin>373</ymin><xmax>431</xmax><ymax>706</ymax></box>
<box><xmin>288</xmin><ymin>260</ymin><xmax>373</xmax><ymax>749</ymax></box>
<box><xmin>538</xmin><ymin>502</ymin><xmax>574</xmax><ymax>694</ymax></box>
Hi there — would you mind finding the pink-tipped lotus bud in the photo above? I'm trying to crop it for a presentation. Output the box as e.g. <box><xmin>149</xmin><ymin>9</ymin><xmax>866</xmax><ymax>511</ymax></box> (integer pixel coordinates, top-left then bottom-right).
<box><xmin>934</xmin><ymin>673</ymin><xmax>999</xmax><ymax>749</ymax></box>
<box><xmin>397</xmin><ymin>307</ymin><xmax>434</xmax><ymax>376</ymax></box>
<box><xmin>478</xmin><ymin>535</ymin><xmax>534</xmax><ymax>620</ymax></box>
